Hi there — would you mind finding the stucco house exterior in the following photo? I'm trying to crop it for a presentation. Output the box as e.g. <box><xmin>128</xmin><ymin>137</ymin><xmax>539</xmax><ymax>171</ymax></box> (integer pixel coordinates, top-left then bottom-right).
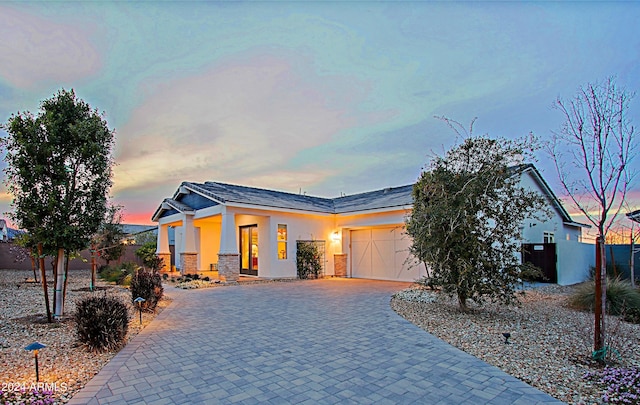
<box><xmin>0</xmin><ymin>219</ymin><xmax>8</xmax><ymax>242</ymax></box>
<box><xmin>153</xmin><ymin>164</ymin><xmax>591</xmax><ymax>285</ymax></box>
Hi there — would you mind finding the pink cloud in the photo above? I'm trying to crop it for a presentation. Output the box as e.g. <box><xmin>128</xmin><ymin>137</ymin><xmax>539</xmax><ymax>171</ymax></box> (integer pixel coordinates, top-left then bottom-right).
<box><xmin>113</xmin><ymin>50</ymin><xmax>384</xmax><ymax>195</ymax></box>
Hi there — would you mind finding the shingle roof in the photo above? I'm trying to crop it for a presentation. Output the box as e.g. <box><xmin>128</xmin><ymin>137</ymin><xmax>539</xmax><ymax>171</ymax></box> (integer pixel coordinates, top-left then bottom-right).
<box><xmin>153</xmin><ymin>181</ymin><xmax>414</xmax><ymax>221</ymax></box>
<box><xmin>152</xmin><ymin>164</ymin><xmax>580</xmax><ymax>225</ymax></box>
<box><xmin>333</xmin><ymin>184</ymin><xmax>414</xmax><ymax>213</ymax></box>
<box><xmin>186</xmin><ymin>182</ymin><xmax>335</xmax><ymax>213</ymax></box>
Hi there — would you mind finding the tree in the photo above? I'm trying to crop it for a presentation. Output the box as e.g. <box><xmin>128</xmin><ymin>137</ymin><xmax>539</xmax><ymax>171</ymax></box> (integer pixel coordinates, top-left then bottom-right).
<box><xmin>1</xmin><ymin>89</ymin><xmax>115</xmax><ymax>318</ymax></box>
<box><xmin>95</xmin><ymin>205</ymin><xmax>126</xmax><ymax>265</ymax></box>
<box><xmin>90</xmin><ymin>204</ymin><xmax>125</xmax><ymax>291</ymax></box>
<box><xmin>406</xmin><ymin>120</ymin><xmax>547</xmax><ymax>311</ymax></box>
<box><xmin>547</xmin><ymin>77</ymin><xmax>637</xmax><ymax>356</ymax></box>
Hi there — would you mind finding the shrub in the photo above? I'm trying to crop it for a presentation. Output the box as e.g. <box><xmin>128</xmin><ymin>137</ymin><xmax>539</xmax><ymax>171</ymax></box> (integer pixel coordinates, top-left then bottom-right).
<box><xmin>296</xmin><ymin>241</ymin><xmax>323</xmax><ymax>279</ymax></box>
<box><xmin>98</xmin><ymin>262</ymin><xmax>139</xmax><ymax>285</ymax></box>
<box><xmin>130</xmin><ymin>269</ymin><xmax>163</xmax><ymax>311</ymax></box>
<box><xmin>623</xmin><ymin>307</ymin><xmax>640</xmax><ymax>324</ymax></box>
<box><xmin>585</xmin><ymin>366</ymin><xmax>640</xmax><ymax>404</ymax></box>
<box><xmin>98</xmin><ymin>265</ymin><xmax>122</xmax><ymax>283</ymax></box>
<box><xmin>570</xmin><ymin>277</ymin><xmax>640</xmax><ymax>316</ymax></box>
<box><xmin>135</xmin><ymin>241</ymin><xmax>164</xmax><ymax>271</ymax></box>
<box><xmin>120</xmin><ymin>274</ymin><xmax>132</xmax><ymax>287</ymax></box>
<box><xmin>75</xmin><ymin>294</ymin><xmax>129</xmax><ymax>351</ymax></box>
<box><xmin>203</xmin><ymin>276</ymin><xmax>210</xmax><ymax>282</ymax></box>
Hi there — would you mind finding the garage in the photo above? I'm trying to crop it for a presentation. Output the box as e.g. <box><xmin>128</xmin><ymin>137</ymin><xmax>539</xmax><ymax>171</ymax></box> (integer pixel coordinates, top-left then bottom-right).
<box><xmin>350</xmin><ymin>227</ymin><xmax>426</xmax><ymax>282</ymax></box>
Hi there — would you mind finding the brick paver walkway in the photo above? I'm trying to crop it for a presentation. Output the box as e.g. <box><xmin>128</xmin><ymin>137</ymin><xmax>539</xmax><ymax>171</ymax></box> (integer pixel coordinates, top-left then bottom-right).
<box><xmin>69</xmin><ymin>278</ymin><xmax>563</xmax><ymax>404</ymax></box>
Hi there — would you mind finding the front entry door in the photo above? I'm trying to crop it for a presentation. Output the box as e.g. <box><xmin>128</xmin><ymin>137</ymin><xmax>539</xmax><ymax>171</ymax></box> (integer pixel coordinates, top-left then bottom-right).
<box><xmin>240</xmin><ymin>225</ymin><xmax>258</xmax><ymax>276</ymax></box>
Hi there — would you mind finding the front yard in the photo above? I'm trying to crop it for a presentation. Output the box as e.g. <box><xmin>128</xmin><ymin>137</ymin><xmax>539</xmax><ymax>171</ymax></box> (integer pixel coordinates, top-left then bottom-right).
<box><xmin>0</xmin><ymin>269</ymin><xmax>170</xmax><ymax>403</ymax></box>
<box><xmin>391</xmin><ymin>284</ymin><xmax>640</xmax><ymax>404</ymax></box>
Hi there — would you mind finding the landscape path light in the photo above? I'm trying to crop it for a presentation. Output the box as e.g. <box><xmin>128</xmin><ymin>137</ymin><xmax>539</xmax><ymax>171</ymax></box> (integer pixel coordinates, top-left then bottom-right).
<box><xmin>134</xmin><ymin>297</ymin><xmax>146</xmax><ymax>325</ymax></box>
<box><xmin>24</xmin><ymin>341</ymin><xmax>46</xmax><ymax>382</ymax></box>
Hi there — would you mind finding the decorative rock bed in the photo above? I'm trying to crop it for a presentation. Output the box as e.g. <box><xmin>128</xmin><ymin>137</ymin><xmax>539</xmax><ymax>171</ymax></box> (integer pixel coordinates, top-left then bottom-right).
<box><xmin>0</xmin><ymin>269</ymin><xmax>169</xmax><ymax>403</ymax></box>
<box><xmin>391</xmin><ymin>284</ymin><xmax>640</xmax><ymax>404</ymax></box>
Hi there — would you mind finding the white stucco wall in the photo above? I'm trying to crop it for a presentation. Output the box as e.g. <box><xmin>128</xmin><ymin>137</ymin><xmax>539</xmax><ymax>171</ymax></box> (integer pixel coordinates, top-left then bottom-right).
<box><xmin>557</xmin><ymin>240</ymin><xmax>595</xmax><ymax>285</ymax></box>
<box><xmin>254</xmin><ymin>211</ymin><xmax>335</xmax><ymax>278</ymax></box>
<box><xmin>518</xmin><ymin>172</ymin><xmax>581</xmax><ymax>243</ymax></box>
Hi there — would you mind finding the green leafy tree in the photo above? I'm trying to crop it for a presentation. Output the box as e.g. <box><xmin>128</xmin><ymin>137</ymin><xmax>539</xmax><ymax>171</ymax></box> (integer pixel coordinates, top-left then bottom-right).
<box><xmin>1</xmin><ymin>89</ymin><xmax>115</xmax><ymax>318</ymax></box>
<box><xmin>406</xmin><ymin>120</ymin><xmax>547</xmax><ymax>311</ymax></box>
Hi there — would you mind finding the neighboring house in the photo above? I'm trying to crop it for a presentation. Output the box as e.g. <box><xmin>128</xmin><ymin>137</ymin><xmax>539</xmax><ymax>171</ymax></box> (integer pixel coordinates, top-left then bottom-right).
<box><xmin>0</xmin><ymin>219</ymin><xmax>25</xmax><ymax>242</ymax></box>
<box><xmin>120</xmin><ymin>224</ymin><xmax>158</xmax><ymax>245</ymax></box>
<box><xmin>0</xmin><ymin>219</ymin><xmax>8</xmax><ymax>242</ymax></box>
<box><xmin>152</xmin><ymin>164</ymin><xmax>591</xmax><ymax>285</ymax></box>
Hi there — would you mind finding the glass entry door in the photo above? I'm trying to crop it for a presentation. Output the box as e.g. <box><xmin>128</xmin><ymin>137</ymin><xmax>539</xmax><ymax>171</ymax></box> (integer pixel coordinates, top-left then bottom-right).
<box><xmin>240</xmin><ymin>225</ymin><xmax>258</xmax><ymax>276</ymax></box>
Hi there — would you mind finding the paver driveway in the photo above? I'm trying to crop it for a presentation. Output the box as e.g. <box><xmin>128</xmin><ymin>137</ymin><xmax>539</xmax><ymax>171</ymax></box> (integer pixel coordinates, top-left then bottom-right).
<box><xmin>69</xmin><ymin>279</ymin><xmax>563</xmax><ymax>404</ymax></box>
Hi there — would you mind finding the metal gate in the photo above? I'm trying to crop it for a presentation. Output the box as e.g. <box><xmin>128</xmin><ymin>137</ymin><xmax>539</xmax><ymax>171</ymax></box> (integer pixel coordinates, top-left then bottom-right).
<box><xmin>522</xmin><ymin>243</ymin><xmax>557</xmax><ymax>283</ymax></box>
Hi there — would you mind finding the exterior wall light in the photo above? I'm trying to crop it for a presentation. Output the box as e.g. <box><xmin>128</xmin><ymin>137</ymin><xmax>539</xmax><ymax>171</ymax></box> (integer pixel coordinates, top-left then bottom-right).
<box><xmin>331</xmin><ymin>231</ymin><xmax>341</xmax><ymax>242</ymax></box>
<box><xmin>25</xmin><ymin>342</ymin><xmax>46</xmax><ymax>382</ymax></box>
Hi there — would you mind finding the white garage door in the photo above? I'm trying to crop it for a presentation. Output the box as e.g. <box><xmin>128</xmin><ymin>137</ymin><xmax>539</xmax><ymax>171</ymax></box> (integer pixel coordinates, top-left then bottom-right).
<box><xmin>350</xmin><ymin>227</ymin><xmax>426</xmax><ymax>282</ymax></box>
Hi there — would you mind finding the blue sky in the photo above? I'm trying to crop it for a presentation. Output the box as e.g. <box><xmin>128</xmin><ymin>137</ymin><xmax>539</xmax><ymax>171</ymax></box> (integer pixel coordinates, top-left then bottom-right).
<box><xmin>1</xmin><ymin>1</ymin><xmax>639</xmax><ymax>230</ymax></box>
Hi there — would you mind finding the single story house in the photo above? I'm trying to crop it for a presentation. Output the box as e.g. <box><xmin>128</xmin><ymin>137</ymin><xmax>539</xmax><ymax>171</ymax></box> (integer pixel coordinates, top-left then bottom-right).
<box><xmin>0</xmin><ymin>219</ymin><xmax>8</xmax><ymax>242</ymax></box>
<box><xmin>152</xmin><ymin>164</ymin><xmax>591</xmax><ymax>285</ymax></box>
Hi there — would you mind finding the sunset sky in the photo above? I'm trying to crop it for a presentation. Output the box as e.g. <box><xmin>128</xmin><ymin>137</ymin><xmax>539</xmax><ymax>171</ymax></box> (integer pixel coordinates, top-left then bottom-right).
<box><xmin>1</xmin><ymin>2</ymin><xmax>639</xmax><ymax>237</ymax></box>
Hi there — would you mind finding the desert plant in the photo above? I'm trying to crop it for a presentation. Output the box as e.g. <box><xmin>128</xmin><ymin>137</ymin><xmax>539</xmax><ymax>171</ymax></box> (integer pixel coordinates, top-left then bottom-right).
<box><xmin>570</xmin><ymin>277</ymin><xmax>640</xmax><ymax>316</ymax></box>
<box><xmin>130</xmin><ymin>269</ymin><xmax>163</xmax><ymax>311</ymax></box>
<box><xmin>623</xmin><ymin>307</ymin><xmax>640</xmax><ymax>324</ymax></box>
<box><xmin>585</xmin><ymin>366</ymin><xmax>640</xmax><ymax>404</ymax></box>
<box><xmin>75</xmin><ymin>294</ymin><xmax>129</xmax><ymax>351</ymax></box>
<box><xmin>98</xmin><ymin>264</ymin><xmax>119</xmax><ymax>283</ymax></box>
<box><xmin>98</xmin><ymin>262</ymin><xmax>138</xmax><ymax>285</ymax></box>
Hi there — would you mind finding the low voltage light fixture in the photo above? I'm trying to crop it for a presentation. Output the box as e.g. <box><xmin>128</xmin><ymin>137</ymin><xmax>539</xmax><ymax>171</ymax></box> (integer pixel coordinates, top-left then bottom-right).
<box><xmin>134</xmin><ymin>297</ymin><xmax>146</xmax><ymax>325</ymax></box>
<box><xmin>25</xmin><ymin>341</ymin><xmax>46</xmax><ymax>382</ymax></box>
<box><xmin>502</xmin><ymin>332</ymin><xmax>511</xmax><ymax>344</ymax></box>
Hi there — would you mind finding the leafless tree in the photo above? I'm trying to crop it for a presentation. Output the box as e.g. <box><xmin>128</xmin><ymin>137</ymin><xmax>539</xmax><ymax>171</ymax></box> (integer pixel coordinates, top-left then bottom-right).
<box><xmin>547</xmin><ymin>77</ymin><xmax>638</xmax><ymax>358</ymax></box>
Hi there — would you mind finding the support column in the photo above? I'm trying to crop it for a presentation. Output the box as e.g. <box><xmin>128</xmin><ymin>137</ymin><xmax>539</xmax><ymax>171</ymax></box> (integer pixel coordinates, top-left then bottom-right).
<box><xmin>156</xmin><ymin>224</ymin><xmax>171</xmax><ymax>273</ymax></box>
<box><xmin>218</xmin><ymin>208</ymin><xmax>239</xmax><ymax>282</ymax></box>
<box><xmin>180</xmin><ymin>214</ymin><xmax>198</xmax><ymax>274</ymax></box>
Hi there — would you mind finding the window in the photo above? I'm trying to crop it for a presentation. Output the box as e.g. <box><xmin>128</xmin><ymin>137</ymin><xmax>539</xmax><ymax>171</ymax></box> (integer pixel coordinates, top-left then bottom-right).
<box><xmin>277</xmin><ymin>224</ymin><xmax>287</xmax><ymax>260</ymax></box>
<box><xmin>543</xmin><ymin>231</ymin><xmax>555</xmax><ymax>243</ymax></box>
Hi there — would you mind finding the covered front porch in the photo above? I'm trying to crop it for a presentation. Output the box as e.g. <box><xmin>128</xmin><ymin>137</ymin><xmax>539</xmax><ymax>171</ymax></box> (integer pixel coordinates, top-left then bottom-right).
<box><xmin>156</xmin><ymin>203</ymin><xmax>243</xmax><ymax>282</ymax></box>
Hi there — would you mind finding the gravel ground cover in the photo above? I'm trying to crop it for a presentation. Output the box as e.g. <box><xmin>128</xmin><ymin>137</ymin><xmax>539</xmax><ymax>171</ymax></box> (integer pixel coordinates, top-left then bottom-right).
<box><xmin>391</xmin><ymin>284</ymin><xmax>640</xmax><ymax>405</ymax></box>
<box><xmin>0</xmin><ymin>268</ymin><xmax>170</xmax><ymax>404</ymax></box>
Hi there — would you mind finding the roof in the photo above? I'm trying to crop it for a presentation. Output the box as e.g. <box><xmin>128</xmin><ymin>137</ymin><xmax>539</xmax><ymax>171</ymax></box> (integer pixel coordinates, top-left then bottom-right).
<box><xmin>516</xmin><ymin>164</ymin><xmax>588</xmax><ymax>228</ymax></box>
<box><xmin>120</xmin><ymin>224</ymin><xmax>157</xmax><ymax>236</ymax></box>
<box><xmin>152</xmin><ymin>181</ymin><xmax>414</xmax><ymax>221</ymax></box>
<box><xmin>152</xmin><ymin>164</ymin><xmax>582</xmax><ymax>226</ymax></box>
<box><xmin>627</xmin><ymin>209</ymin><xmax>640</xmax><ymax>223</ymax></box>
